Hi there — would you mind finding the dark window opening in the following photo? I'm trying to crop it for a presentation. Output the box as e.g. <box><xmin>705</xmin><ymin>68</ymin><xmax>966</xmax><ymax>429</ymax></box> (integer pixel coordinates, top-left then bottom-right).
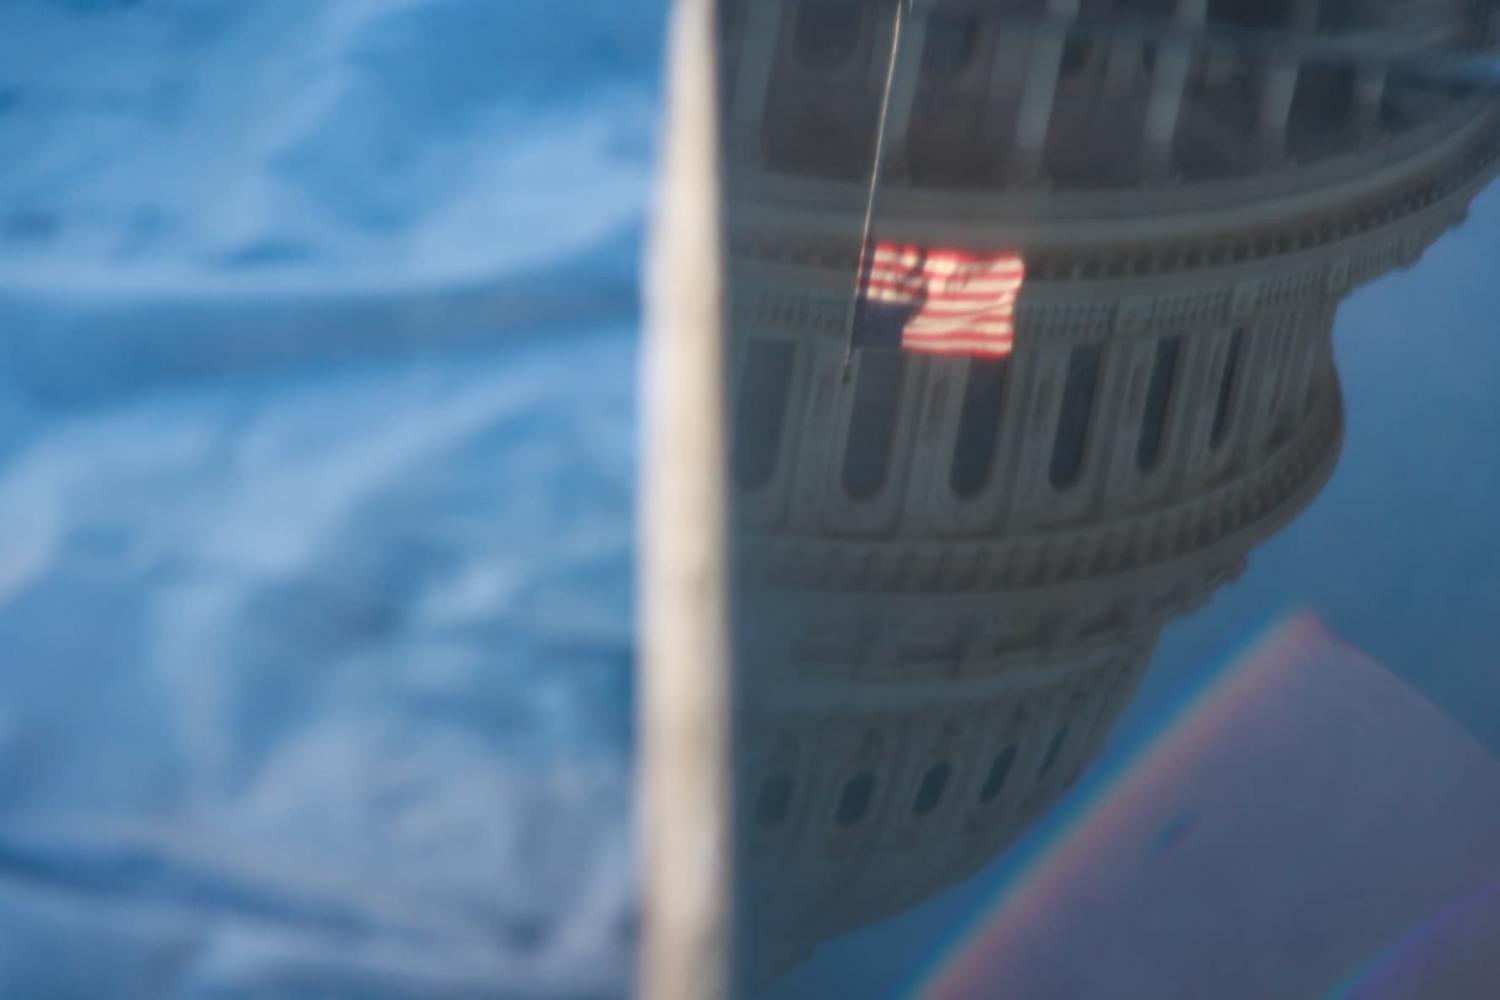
<box><xmin>1211</xmin><ymin>328</ymin><xmax>1246</xmax><ymax>449</ymax></box>
<box><xmin>979</xmin><ymin>745</ymin><xmax>1017</xmax><ymax>802</ymax></box>
<box><xmin>950</xmin><ymin>357</ymin><xmax>1009</xmax><ymax>498</ymax></box>
<box><xmin>842</xmin><ymin>352</ymin><xmax>906</xmax><ymax>499</ymax></box>
<box><xmin>922</xmin><ymin>12</ymin><xmax>979</xmax><ymax>79</ymax></box>
<box><xmin>1060</xmin><ymin>36</ymin><xmax>1092</xmax><ymax>79</ymax></box>
<box><xmin>1289</xmin><ymin>64</ymin><xmax>1355</xmax><ymax>159</ymax></box>
<box><xmin>912</xmin><ymin>761</ymin><xmax>952</xmax><ymax>817</ymax></box>
<box><xmin>1136</xmin><ymin>336</ymin><xmax>1182</xmax><ymax>471</ymax></box>
<box><xmin>794</xmin><ymin>0</ymin><xmax>863</xmax><ymax>72</ymax></box>
<box><xmin>1304</xmin><ymin>363</ymin><xmax>1327</xmax><ymax>415</ymax></box>
<box><xmin>1207</xmin><ymin>0</ymin><xmax>1293</xmax><ymax>29</ymax></box>
<box><xmin>1040</xmin><ymin>725</ymin><xmax>1070</xmax><ymax>778</ymax></box>
<box><xmin>1050</xmin><ymin>344</ymin><xmax>1103</xmax><ymax>489</ymax></box>
<box><xmin>836</xmin><ymin>771</ymin><xmax>878</xmax><ymax>826</ymax></box>
<box><xmin>732</xmin><ymin>341</ymin><xmax>796</xmax><ymax>490</ymax></box>
<box><xmin>755</xmin><ymin>773</ymin><xmax>794</xmax><ymax>829</ymax></box>
<box><xmin>1262</xmin><ymin>360</ymin><xmax>1289</xmax><ymax>449</ymax></box>
<box><xmin>1268</xmin><ymin>417</ymin><xmax>1294</xmax><ymax>450</ymax></box>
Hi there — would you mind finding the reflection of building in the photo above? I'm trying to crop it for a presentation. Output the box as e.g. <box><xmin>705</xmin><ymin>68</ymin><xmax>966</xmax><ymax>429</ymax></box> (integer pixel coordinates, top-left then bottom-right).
<box><xmin>723</xmin><ymin>0</ymin><xmax>1500</xmax><ymax>984</ymax></box>
<box><xmin>724</xmin><ymin>0</ymin><xmax>1500</xmax><ymax>184</ymax></box>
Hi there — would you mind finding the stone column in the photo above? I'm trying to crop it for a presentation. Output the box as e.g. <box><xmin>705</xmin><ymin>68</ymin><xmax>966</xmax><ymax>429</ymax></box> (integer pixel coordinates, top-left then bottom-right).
<box><xmin>1140</xmin><ymin>0</ymin><xmax>1207</xmax><ymax>182</ymax></box>
<box><xmin>1102</xmin><ymin>33</ymin><xmax>1143</xmax><ymax>99</ymax></box>
<box><xmin>1354</xmin><ymin>61</ymin><xmax>1388</xmax><ymax>138</ymax></box>
<box><xmin>881</xmin><ymin>4</ymin><xmax>931</xmax><ymax>178</ymax></box>
<box><xmin>729</xmin><ymin>0</ymin><xmax>785</xmax><ymax>159</ymax></box>
<box><xmin>1257</xmin><ymin>59</ymin><xmax>1300</xmax><ymax>162</ymax></box>
<box><xmin>1010</xmin><ymin>0</ymin><xmax>1080</xmax><ymax>184</ymax></box>
<box><xmin>982</xmin><ymin>24</ymin><xmax>1036</xmax><ymax>160</ymax></box>
<box><xmin>1257</xmin><ymin>0</ymin><xmax>1319</xmax><ymax>164</ymax></box>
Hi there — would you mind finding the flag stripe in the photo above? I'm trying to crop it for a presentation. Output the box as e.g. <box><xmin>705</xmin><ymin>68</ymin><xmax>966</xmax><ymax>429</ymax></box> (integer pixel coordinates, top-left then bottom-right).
<box><xmin>865</xmin><ymin>262</ymin><xmax>1024</xmax><ymax>282</ymax></box>
<box><xmin>865</xmin><ymin>279</ymin><xmax>1024</xmax><ymax>299</ymax></box>
<box><xmin>905</xmin><ymin>342</ymin><xmax>1013</xmax><ymax>357</ymax></box>
<box><xmin>871</xmin><ymin>248</ymin><xmax>1024</xmax><ymax>272</ymax></box>
<box><xmin>904</xmin><ymin>327</ymin><xmax>1014</xmax><ymax>341</ymax></box>
<box><xmin>854</xmin><ymin>241</ymin><xmax>1024</xmax><ymax>359</ymax></box>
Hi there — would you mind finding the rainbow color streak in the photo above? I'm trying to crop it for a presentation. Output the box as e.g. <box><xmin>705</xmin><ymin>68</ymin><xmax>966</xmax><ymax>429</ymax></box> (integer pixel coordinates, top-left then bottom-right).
<box><xmin>907</xmin><ymin>611</ymin><xmax>1343</xmax><ymax>1000</ymax></box>
<box><xmin>1328</xmin><ymin>878</ymin><xmax>1500</xmax><ymax>999</ymax></box>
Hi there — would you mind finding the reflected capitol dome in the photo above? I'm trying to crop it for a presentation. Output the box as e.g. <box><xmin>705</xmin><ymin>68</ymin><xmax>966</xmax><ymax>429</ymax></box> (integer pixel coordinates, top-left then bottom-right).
<box><xmin>720</xmin><ymin>0</ymin><xmax>1500</xmax><ymax>983</ymax></box>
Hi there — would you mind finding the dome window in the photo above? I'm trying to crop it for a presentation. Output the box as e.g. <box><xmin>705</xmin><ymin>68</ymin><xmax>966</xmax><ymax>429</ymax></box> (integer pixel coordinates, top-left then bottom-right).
<box><xmin>979</xmin><ymin>745</ymin><xmax>1017</xmax><ymax>803</ymax></box>
<box><xmin>911</xmin><ymin>761</ymin><xmax>953</xmax><ymax>817</ymax></box>
<box><xmin>794</xmin><ymin>0</ymin><xmax>864</xmax><ymax>73</ymax></box>
<box><xmin>1210</xmin><ymin>327</ymin><xmax>1247</xmax><ymax>450</ymax></box>
<box><xmin>950</xmin><ymin>357</ymin><xmax>1009</xmax><ymax>497</ymax></box>
<box><xmin>1137</xmin><ymin>335</ymin><xmax>1182</xmax><ymax>472</ymax></box>
<box><xmin>836</xmin><ymin>771</ymin><xmax>878</xmax><ymax>826</ymax></box>
<box><xmin>1040</xmin><ymin>725</ymin><xmax>1071</xmax><ymax>778</ymax></box>
<box><xmin>1050</xmin><ymin>343</ymin><xmax>1103</xmax><ymax>489</ymax></box>
<box><xmin>733</xmin><ymin>340</ymin><xmax>796</xmax><ymax>490</ymax></box>
<box><xmin>922</xmin><ymin>12</ymin><xmax>979</xmax><ymax>80</ymax></box>
<box><xmin>755</xmin><ymin>772</ymin><xmax>795</xmax><ymax>829</ymax></box>
<box><xmin>842</xmin><ymin>352</ymin><xmax>906</xmax><ymax>499</ymax></box>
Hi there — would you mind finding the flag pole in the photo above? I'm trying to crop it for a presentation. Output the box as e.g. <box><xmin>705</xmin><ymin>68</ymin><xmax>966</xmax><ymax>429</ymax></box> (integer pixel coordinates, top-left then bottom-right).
<box><xmin>841</xmin><ymin>0</ymin><xmax>913</xmax><ymax>382</ymax></box>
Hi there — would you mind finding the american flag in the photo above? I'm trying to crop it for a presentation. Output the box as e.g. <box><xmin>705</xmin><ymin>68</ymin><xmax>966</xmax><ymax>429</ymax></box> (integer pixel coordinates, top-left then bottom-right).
<box><xmin>853</xmin><ymin>241</ymin><xmax>1024</xmax><ymax>358</ymax></box>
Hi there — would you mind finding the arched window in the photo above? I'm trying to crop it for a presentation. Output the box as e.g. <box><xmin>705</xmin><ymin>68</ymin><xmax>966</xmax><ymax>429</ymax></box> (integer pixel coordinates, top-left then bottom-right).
<box><xmin>1262</xmin><ymin>346</ymin><xmax>1296</xmax><ymax>450</ymax></box>
<box><xmin>1040</xmin><ymin>725</ymin><xmax>1070</xmax><ymax>778</ymax></box>
<box><xmin>1060</xmin><ymin>35</ymin><xmax>1093</xmax><ymax>79</ymax></box>
<box><xmin>842</xmin><ymin>352</ymin><xmax>906</xmax><ymax>499</ymax></box>
<box><xmin>794</xmin><ymin>0</ymin><xmax>863</xmax><ymax>72</ymax></box>
<box><xmin>978</xmin><ymin>745</ymin><xmax>1016</xmax><ymax>802</ymax></box>
<box><xmin>1136</xmin><ymin>335</ymin><xmax>1182</xmax><ymax>471</ymax></box>
<box><xmin>950</xmin><ymin>357</ymin><xmax>1009</xmax><ymax>498</ymax></box>
<box><xmin>922</xmin><ymin>12</ymin><xmax>979</xmax><ymax>80</ymax></box>
<box><xmin>1208</xmin><ymin>0</ymin><xmax>1292</xmax><ymax>29</ymax></box>
<box><xmin>1210</xmin><ymin>327</ymin><xmax>1246</xmax><ymax>449</ymax></box>
<box><xmin>755</xmin><ymin>772</ymin><xmax>794</xmax><ymax>829</ymax></box>
<box><xmin>836</xmin><ymin>771</ymin><xmax>878</xmax><ymax>826</ymax></box>
<box><xmin>719</xmin><ymin>0</ymin><xmax>743</xmax><ymax>47</ymax></box>
<box><xmin>911</xmin><ymin>761</ymin><xmax>952</xmax><ymax>817</ymax></box>
<box><xmin>732</xmin><ymin>340</ymin><xmax>796</xmax><ymax>490</ymax></box>
<box><xmin>1050</xmin><ymin>344</ymin><xmax>1103</xmax><ymax>490</ymax></box>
